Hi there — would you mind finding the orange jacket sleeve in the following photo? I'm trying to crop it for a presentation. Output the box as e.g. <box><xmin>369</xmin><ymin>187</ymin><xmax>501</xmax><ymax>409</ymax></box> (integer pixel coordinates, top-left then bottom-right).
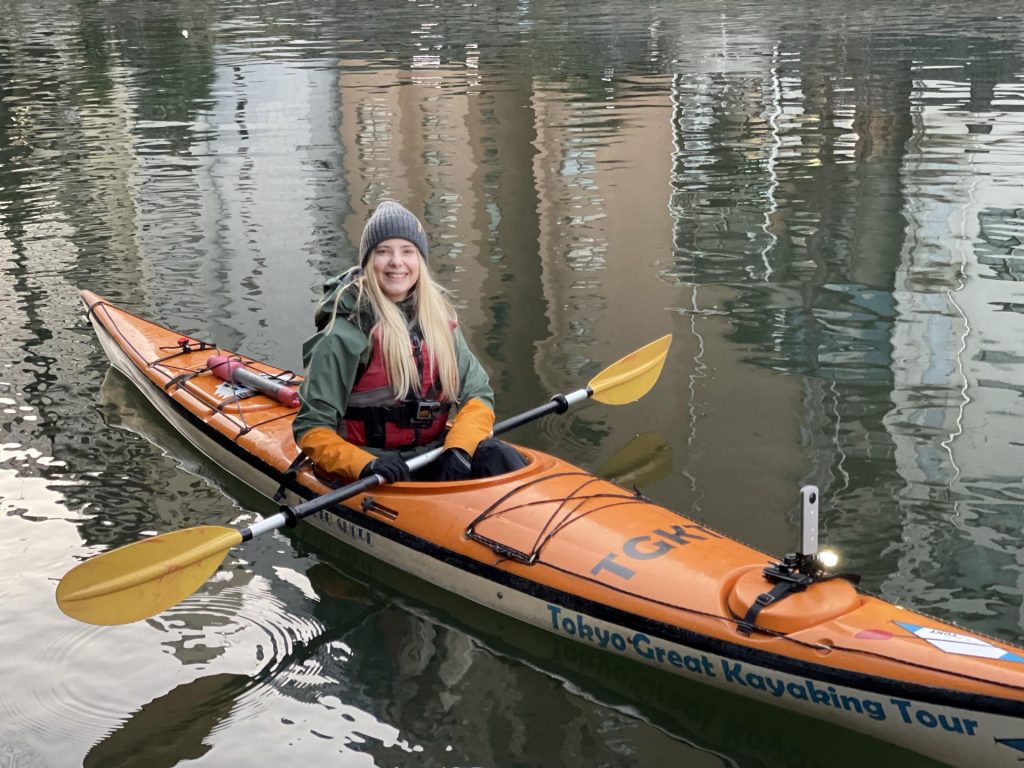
<box><xmin>443</xmin><ymin>398</ymin><xmax>495</xmax><ymax>456</ymax></box>
<box><xmin>298</xmin><ymin>427</ymin><xmax>376</xmax><ymax>482</ymax></box>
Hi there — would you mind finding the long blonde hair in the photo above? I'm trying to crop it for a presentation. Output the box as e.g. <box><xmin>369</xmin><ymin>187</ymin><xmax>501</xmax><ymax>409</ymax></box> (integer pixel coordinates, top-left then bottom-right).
<box><xmin>358</xmin><ymin>256</ymin><xmax>461</xmax><ymax>401</ymax></box>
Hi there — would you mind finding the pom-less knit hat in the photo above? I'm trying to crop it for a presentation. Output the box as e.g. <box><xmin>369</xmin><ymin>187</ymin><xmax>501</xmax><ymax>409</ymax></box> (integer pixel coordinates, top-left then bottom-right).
<box><xmin>359</xmin><ymin>200</ymin><xmax>429</xmax><ymax>266</ymax></box>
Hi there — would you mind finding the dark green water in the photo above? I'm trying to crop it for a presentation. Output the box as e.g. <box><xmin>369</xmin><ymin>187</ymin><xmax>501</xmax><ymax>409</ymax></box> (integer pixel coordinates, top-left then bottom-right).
<box><xmin>2</xmin><ymin>1</ymin><xmax>1023</xmax><ymax>765</ymax></box>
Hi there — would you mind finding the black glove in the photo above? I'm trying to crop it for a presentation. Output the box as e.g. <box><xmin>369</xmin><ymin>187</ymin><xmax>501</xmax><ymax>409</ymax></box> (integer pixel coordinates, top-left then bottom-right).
<box><xmin>359</xmin><ymin>452</ymin><xmax>410</xmax><ymax>483</ymax></box>
<box><xmin>435</xmin><ymin>447</ymin><xmax>473</xmax><ymax>482</ymax></box>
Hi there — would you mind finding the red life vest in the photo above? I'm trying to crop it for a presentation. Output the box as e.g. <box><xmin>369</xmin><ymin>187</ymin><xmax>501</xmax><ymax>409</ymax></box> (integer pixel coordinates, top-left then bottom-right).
<box><xmin>341</xmin><ymin>326</ymin><xmax>451</xmax><ymax>449</ymax></box>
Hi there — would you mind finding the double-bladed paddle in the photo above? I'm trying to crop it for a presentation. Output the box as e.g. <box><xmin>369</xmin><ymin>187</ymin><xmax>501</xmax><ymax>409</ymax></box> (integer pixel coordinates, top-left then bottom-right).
<box><xmin>57</xmin><ymin>334</ymin><xmax>672</xmax><ymax>625</ymax></box>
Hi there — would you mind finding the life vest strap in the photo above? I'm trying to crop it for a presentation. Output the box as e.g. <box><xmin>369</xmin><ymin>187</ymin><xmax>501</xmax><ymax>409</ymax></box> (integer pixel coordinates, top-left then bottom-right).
<box><xmin>345</xmin><ymin>400</ymin><xmax>451</xmax><ymax>449</ymax></box>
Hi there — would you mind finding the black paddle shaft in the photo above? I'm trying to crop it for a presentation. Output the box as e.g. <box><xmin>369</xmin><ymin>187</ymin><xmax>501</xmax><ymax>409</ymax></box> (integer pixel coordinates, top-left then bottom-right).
<box><xmin>491</xmin><ymin>393</ymin><xmax>571</xmax><ymax>435</ymax></box>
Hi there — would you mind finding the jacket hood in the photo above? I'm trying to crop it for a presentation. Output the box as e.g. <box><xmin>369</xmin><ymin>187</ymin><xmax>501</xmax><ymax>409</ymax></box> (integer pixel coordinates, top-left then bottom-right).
<box><xmin>314</xmin><ymin>267</ymin><xmax>365</xmax><ymax>332</ymax></box>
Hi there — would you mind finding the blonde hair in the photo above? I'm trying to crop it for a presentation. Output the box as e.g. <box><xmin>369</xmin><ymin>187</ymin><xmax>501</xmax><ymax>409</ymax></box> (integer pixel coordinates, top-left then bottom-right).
<box><xmin>356</xmin><ymin>256</ymin><xmax>461</xmax><ymax>401</ymax></box>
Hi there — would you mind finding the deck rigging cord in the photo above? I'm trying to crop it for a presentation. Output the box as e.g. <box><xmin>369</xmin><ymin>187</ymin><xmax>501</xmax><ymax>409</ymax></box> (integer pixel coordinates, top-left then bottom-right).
<box><xmin>90</xmin><ymin>299</ymin><xmax>299</xmax><ymax>437</ymax></box>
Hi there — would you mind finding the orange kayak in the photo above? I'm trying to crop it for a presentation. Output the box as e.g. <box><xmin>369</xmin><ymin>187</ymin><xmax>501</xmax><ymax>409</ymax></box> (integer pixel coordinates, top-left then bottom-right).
<box><xmin>81</xmin><ymin>290</ymin><xmax>1024</xmax><ymax>767</ymax></box>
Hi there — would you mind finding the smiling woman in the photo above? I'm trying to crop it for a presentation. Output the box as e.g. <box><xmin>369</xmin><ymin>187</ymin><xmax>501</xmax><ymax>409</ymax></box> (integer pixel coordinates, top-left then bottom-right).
<box><xmin>293</xmin><ymin>200</ymin><xmax>527</xmax><ymax>485</ymax></box>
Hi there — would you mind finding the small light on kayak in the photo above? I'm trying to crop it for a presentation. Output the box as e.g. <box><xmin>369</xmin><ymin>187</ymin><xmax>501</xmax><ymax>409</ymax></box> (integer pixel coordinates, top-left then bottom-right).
<box><xmin>817</xmin><ymin>548</ymin><xmax>840</xmax><ymax>570</ymax></box>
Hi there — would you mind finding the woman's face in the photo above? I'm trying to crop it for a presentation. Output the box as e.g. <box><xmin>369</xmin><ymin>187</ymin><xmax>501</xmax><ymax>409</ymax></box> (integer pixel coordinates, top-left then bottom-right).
<box><xmin>370</xmin><ymin>238</ymin><xmax>421</xmax><ymax>302</ymax></box>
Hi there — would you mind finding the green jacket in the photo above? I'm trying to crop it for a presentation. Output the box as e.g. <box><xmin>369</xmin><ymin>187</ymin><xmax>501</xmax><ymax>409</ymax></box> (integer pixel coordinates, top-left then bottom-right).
<box><xmin>292</xmin><ymin>268</ymin><xmax>494</xmax><ymax>447</ymax></box>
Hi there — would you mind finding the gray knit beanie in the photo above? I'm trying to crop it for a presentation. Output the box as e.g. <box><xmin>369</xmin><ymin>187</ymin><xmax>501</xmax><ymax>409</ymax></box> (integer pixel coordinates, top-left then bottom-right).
<box><xmin>358</xmin><ymin>201</ymin><xmax>429</xmax><ymax>266</ymax></box>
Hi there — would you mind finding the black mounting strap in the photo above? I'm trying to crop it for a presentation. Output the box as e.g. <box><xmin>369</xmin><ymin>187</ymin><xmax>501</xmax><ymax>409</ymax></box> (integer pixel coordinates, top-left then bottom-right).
<box><xmin>736</xmin><ymin>553</ymin><xmax>861</xmax><ymax>637</ymax></box>
<box><xmin>737</xmin><ymin>577</ymin><xmax>809</xmax><ymax>637</ymax></box>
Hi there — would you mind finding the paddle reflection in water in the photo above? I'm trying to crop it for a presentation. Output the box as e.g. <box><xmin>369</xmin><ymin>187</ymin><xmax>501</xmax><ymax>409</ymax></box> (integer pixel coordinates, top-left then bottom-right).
<box><xmin>82</xmin><ymin>565</ymin><xmax>380</xmax><ymax>768</ymax></box>
<box><xmin>597</xmin><ymin>432</ymin><xmax>673</xmax><ymax>489</ymax></box>
<box><xmin>83</xmin><ymin>673</ymin><xmax>249</xmax><ymax>768</ymax></box>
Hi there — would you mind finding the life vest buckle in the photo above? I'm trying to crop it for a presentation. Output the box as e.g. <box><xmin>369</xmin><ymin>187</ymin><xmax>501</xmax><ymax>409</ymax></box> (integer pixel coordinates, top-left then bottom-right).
<box><xmin>411</xmin><ymin>399</ymin><xmax>443</xmax><ymax>424</ymax></box>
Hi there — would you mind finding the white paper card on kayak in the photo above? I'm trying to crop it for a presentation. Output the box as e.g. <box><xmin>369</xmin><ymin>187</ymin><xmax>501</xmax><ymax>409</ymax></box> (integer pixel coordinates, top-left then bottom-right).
<box><xmin>896</xmin><ymin>622</ymin><xmax>1024</xmax><ymax>662</ymax></box>
<box><xmin>214</xmin><ymin>381</ymin><xmax>255</xmax><ymax>399</ymax></box>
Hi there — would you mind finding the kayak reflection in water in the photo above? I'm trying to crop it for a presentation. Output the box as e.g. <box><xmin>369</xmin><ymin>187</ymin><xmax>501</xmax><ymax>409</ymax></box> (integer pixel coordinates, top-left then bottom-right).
<box><xmin>293</xmin><ymin>200</ymin><xmax>527</xmax><ymax>484</ymax></box>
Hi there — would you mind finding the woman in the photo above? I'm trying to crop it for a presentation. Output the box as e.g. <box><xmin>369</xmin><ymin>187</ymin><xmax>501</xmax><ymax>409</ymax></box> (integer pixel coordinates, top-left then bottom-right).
<box><xmin>292</xmin><ymin>200</ymin><xmax>526</xmax><ymax>483</ymax></box>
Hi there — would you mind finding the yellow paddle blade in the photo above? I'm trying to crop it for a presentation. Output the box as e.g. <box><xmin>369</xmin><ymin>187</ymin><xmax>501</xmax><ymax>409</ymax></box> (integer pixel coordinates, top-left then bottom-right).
<box><xmin>57</xmin><ymin>525</ymin><xmax>242</xmax><ymax>626</ymax></box>
<box><xmin>588</xmin><ymin>334</ymin><xmax>672</xmax><ymax>405</ymax></box>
